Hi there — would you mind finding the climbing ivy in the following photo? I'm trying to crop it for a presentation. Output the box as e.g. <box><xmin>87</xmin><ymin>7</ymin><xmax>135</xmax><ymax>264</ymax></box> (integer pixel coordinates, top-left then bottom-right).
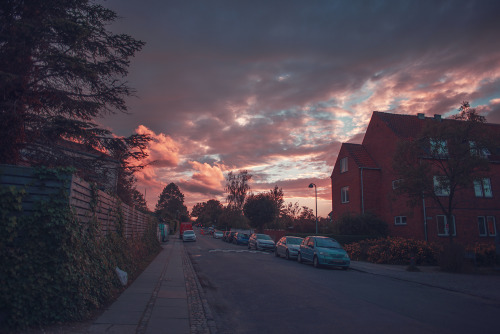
<box><xmin>0</xmin><ymin>167</ymin><xmax>161</xmax><ymax>330</ymax></box>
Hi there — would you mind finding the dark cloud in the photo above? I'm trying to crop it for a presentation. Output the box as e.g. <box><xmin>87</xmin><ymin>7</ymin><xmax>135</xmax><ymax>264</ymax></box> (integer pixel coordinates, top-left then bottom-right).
<box><xmin>98</xmin><ymin>0</ymin><xmax>500</xmax><ymax>216</ymax></box>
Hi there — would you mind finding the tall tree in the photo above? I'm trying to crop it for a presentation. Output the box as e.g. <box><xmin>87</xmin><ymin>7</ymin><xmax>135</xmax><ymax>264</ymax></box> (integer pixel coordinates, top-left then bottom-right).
<box><xmin>155</xmin><ymin>183</ymin><xmax>188</xmax><ymax>221</ymax></box>
<box><xmin>225</xmin><ymin>170</ymin><xmax>252</xmax><ymax>210</ymax></box>
<box><xmin>0</xmin><ymin>0</ymin><xmax>145</xmax><ymax>165</ymax></box>
<box><xmin>267</xmin><ymin>185</ymin><xmax>284</xmax><ymax>229</ymax></box>
<box><xmin>192</xmin><ymin>199</ymin><xmax>223</xmax><ymax>226</ymax></box>
<box><xmin>243</xmin><ymin>193</ymin><xmax>277</xmax><ymax>232</ymax></box>
<box><xmin>393</xmin><ymin>102</ymin><xmax>494</xmax><ymax>242</ymax></box>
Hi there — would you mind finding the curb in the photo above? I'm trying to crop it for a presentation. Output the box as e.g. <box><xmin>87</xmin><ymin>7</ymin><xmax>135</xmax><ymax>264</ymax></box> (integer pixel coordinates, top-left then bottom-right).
<box><xmin>181</xmin><ymin>245</ymin><xmax>217</xmax><ymax>334</ymax></box>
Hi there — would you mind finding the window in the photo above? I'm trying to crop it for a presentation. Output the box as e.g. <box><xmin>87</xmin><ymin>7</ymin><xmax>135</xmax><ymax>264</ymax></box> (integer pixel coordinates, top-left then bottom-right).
<box><xmin>394</xmin><ymin>216</ymin><xmax>407</xmax><ymax>225</ymax></box>
<box><xmin>474</xmin><ymin>178</ymin><xmax>493</xmax><ymax>198</ymax></box>
<box><xmin>430</xmin><ymin>138</ymin><xmax>448</xmax><ymax>157</ymax></box>
<box><xmin>341</xmin><ymin>186</ymin><xmax>349</xmax><ymax>203</ymax></box>
<box><xmin>340</xmin><ymin>157</ymin><xmax>348</xmax><ymax>173</ymax></box>
<box><xmin>469</xmin><ymin>141</ymin><xmax>490</xmax><ymax>158</ymax></box>
<box><xmin>478</xmin><ymin>217</ymin><xmax>487</xmax><ymax>236</ymax></box>
<box><xmin>392</xmin><ymin>179</ymin><xmax>403</xmax><ymax>190</ymax></box>
<box><xmin>478</xmin><ymin>216</ymin><xmax>496</xmax><ymax>236</ymax></box>
<box><xmin>437</xmin><ymin>215</ymin><xmax>456</xmax><ymax>236</ymax></box>
<box><xmin>434</xmin><ymin>176</ymin><xmax>450</xmax><ymax>196</ymax></box>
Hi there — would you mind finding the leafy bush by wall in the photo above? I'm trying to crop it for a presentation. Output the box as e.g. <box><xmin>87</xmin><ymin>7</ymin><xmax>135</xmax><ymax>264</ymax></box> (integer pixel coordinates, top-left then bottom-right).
<box><xmin>344</xmin><ymin>237</ymin><xmax>440</xmax><ymax>265</ymax></box>
<box><xmin>333</xmin><ymin>213</ymin><xmax>389</xmax><ymax>237</ymax></box>
<box><xmin>0</xmin><ymin>168</ymin><xmax>160</xmax><ymax>330</ymax></box>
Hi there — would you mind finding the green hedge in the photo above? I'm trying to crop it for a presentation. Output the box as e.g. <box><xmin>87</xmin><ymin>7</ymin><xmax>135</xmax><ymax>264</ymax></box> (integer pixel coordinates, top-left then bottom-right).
<box><xmin>0</xmin><ymin>169</ymin><xmax>160</xmax><ymax>330</ymax></box>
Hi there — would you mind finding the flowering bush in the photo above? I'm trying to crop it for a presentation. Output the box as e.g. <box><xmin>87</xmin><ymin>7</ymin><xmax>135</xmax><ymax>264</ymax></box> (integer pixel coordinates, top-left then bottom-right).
<box><xmin>344</xmin><ymin>237</ymin><xmax>441</xmax><ymax>265</ymax></box>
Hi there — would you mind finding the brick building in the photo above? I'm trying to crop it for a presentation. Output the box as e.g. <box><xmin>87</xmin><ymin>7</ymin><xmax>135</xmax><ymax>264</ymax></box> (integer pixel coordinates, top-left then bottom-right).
<box><xmin>331</xmin><ymin>111</ymin><xmax>500</xmax><ymax>245</ymax></box>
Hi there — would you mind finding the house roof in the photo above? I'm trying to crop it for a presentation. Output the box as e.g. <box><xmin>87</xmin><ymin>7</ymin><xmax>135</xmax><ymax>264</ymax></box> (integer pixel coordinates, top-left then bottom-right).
<box><xmin>373</xmin><ymin>111</ymin><xmax>428</xmax><ymax>139</ymax></box>
<box><xmin>343</xmin><ymin>143</ymin><xmax>379</xmax><ymax>169</ymax></box>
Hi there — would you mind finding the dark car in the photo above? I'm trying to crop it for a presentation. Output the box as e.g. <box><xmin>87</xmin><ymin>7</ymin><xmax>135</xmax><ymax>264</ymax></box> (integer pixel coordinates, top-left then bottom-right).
<box><xmin>233</xmin><ymin>232</ymin><xmax>250</xmax><ymax>245</ymax></box>
<box><xmin>222</xmin><ymin>231</ymin><xmax>231</xmax><ymax>242</ymax></box>
<box><xmin>227</xmin><ymin>231</ymin><xmax>237</xmax><ymax>243</ymax></box>
<box><xmin>297</xmin><ymin>236</ymin><xmax>350</xmax><ymax>269</ymax></box>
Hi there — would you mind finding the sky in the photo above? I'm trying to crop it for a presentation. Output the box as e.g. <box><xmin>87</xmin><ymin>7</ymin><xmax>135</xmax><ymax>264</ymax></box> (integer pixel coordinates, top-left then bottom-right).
<box><xmin>97</xmin><ymin>0</ymin><xmax>500</xmax><ymax>217</ymax></box>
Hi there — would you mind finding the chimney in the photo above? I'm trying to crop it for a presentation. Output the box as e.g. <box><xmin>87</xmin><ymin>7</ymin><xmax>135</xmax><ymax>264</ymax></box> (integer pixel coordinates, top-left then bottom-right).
<box><xmin>434</xmin><ymin>114</ymin><xmax>442</xmax><ymax>121</ymax></box>
<box><xmin>417</xmin><ymin>113</ymin><xmax>425</xmax><ymax>120</ymax></box>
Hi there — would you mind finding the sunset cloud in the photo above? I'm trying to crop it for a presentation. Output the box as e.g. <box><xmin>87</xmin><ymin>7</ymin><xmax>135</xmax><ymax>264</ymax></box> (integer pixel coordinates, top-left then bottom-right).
<box><xmin>100</xmin><ymin>0</ymin><xmax>500</xmax><ymax>216</ymax></box>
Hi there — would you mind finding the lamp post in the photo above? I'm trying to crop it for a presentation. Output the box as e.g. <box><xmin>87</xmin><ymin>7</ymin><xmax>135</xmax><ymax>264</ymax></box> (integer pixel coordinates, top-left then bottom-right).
<box><xmin>308</xmin><ymin>183</ymin><xmax>318</xmax><ymax>234</ymax></box>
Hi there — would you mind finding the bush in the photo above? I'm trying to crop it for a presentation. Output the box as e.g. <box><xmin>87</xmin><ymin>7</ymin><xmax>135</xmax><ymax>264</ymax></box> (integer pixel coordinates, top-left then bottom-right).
<box><xmin>465</xmin><ymin>242</ymin><xmax>498</xmax><ymax>266</ymax></box>
<box><xmin>334</xmin><ymin>213</ymin><xmax>388</xmax><ymax>237</ymax></box>
<box><xmin>344</xmin><ymin>237</ymin><xmax>440</xmax><ymax>265</ymax></box>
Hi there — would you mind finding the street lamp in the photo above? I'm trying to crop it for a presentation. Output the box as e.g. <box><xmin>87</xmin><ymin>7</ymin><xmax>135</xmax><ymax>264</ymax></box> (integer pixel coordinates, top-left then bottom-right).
<box><xmin>308</xmin><ymin>183</ymin><xmax>318</xmax><ymax>234</ymax></box>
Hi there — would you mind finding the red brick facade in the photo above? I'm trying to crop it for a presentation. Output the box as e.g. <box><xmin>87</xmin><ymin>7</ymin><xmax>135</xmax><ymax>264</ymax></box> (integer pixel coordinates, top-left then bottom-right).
<box><xmin>331</xmin><ymin>111</ymin><xmax>500</xmax><ymax>245</ymax></box>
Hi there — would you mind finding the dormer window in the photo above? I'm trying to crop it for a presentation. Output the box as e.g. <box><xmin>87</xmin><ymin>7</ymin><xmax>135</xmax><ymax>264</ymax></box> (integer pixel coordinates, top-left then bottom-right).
<box><xmin>340</xmin><ymin>157</ymin><xmax>348</xmax><ymax>173</ymax></box>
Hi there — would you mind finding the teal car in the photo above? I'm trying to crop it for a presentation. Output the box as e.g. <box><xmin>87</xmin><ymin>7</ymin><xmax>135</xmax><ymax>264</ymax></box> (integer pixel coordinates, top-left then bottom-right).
<box><xmin>297</xmin><ymin>236</ymin><xmax>350</xmax><ymax>269</ymax></box>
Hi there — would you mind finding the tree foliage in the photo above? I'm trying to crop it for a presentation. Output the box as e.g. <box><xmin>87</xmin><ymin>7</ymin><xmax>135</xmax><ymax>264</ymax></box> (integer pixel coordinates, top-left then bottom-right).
<box><xmin>0</xmin><ymin>0</ymin><xmax>146</xmax><ymax>171</ymax></box>
<box><xmin>155</xmin><ymin>183</ymin><xmax>188</xmax><ymax>221</ymax></box>
<box><xmin>243</xmin><ymin>193</ymin><xmax>277</xmax><ymax>232</ymax></box>
<box><xmin>225</xmin><ymin>170</ymin><xmax>252</xmax><ymax>210</ymax></box>
<box><xmin>192</xmin><ymin>199</ymin><xmax>223</xmax><ymax>226</ymax></box>
<box><xmin>393</xmin><ymin>102</ymin><xmax>494</xmax><ymax>240</ymax></box>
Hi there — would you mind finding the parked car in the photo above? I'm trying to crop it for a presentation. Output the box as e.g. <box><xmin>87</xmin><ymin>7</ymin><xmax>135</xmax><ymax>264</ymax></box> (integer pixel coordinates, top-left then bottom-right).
<box><xmin>248</xmin><ymin>233</ymin><xmax>275</xmax><ymax>251</ymax></box>
<box><xmin>297</xmin><ymin>236</ymin><xmax>350</xmax><ymax>269</ymax></box>
<box><xmin>233</xmin><ymin>232</ymin><xmax>250</xmax><ymax>245</ymax></box>
<box><xmin>227</xmin><ymin>231</ymin><xmax>237</xmax><ymax>243</ymax></box>
<box><xmin>182</xmin><ymin>230</ymin><xmax>197</xmax><ymax>242</ymax></box>
<box><xmin>222</xmin><ymin>231</ymin><xmax>231</xmax><ymax>242</ymax></box>
<box><xmin>213</xmin><ymin>230</ymin><xmax>224</xmax><ymax>239</ymax></box>
<box><xmin>275</xmin><ymin>236</ymin><xmax>304</xmax><ymax>260</ymax></box>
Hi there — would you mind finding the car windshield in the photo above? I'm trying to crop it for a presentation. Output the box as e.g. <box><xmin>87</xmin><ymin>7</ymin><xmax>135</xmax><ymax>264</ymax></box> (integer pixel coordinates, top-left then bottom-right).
<box><xmin>184</xmin><ymin>231</ymin><xmax>194</xmax><ymax>235</ymax></box>
<box><xmin>241</xmin><ymin>234</ymin><xmax>249</xmax><ymax>238</ymax></box>
<box><xmin>257</xmin><ymin>234</ymin><xmax>272</xmax><ymax>240</ymax></box>
<box><xmin>287</xmin><ymin>237</ymin><xmax>303</xmax><ymax>245</ymax></box>
<box><xmin>316</xmin><ymin>238</ymin><xmax>341</xmax><ymax>249</ymax></box>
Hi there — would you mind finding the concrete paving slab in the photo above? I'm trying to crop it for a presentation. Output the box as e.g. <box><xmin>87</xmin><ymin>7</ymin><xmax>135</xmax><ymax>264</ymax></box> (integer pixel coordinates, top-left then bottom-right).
<box><xmin>145</xmin><ymin>318</ymin><xmax>190</xmax><ymax>334</ymax></box>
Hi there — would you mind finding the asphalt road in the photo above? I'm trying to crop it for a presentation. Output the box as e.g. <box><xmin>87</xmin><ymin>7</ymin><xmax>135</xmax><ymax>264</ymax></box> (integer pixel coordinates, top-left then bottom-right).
<box><xmin>185</xmin><ymin>231</ymin><xmax>500</xmax><ymax>334</ymax></box>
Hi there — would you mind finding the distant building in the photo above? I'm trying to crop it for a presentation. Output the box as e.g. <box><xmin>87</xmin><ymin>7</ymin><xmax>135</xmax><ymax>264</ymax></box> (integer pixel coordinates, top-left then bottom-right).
<box><xmin>331</xmin><ymin>111</ymin><xmax>500</xmax><ymax>245</ymax></box>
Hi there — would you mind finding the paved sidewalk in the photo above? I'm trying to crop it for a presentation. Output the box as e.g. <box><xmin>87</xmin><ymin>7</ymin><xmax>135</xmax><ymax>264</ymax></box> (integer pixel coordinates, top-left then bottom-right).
<box><xmin>87</xmin><ymin>238</ymin><xmax>215</xmax><ymax>334</ymax></box>
<box><xmin>350</xmin><ymin>261</ymin><xmax>500</xmax><ymax>302</ymax></box>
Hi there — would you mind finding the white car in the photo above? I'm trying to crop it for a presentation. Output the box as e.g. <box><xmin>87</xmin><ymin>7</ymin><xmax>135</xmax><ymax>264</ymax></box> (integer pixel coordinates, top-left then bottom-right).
<box><xmin>182</xmin><ymin>230</ymin><xmax>196</xmax><ymax>242</ymax></box>
<box><xmin>213</xmin><ymin>231</ymin><xmax>224</xmax><ymax>239</ymax></box>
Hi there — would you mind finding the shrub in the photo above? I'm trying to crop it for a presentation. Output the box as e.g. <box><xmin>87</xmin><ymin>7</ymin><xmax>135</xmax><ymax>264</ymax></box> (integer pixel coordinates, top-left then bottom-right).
<box><xmin>334</xmin><ymin>213</ymin><xmax>388</xmax><ymax>237</ymax></box>
<box><xmin>344</xmin><ymin>237</ymin><xmax>440</xmax><ymax>265</ymax></box>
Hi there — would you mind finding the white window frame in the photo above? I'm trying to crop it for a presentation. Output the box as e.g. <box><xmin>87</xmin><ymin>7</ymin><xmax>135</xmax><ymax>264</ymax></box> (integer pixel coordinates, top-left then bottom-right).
<box><xmin>394</xmin><ymin>216</ymin><xmax>407</xmax><ymax>225</ymax></box>
<box><xmin>487</xmin><ymin>216</ymin><xmax>497</xmax><ymax>236</ymax></box>
<box><xmin>434</xmin><ymin>176</ymin><xmax>450</xmax><ymax>196</ymax></box>
<box><xmin>437</xmin><ymin>215</ymin><xmax>456</xmax><ymax>237</ymax></box>
<box><xmin>341</xmin><ymin>186</ymin><xmax>349</xmax><ymax>203</ymax></box>
<box><xmin>430</xmin><ymin>138</ymin><xmax>448</xmax><ymax>157</ymax></box>
<box><xmin>340</xmin><ymin>157</ymin><xmax>348</xmax><ymax>173</ymax></box>
<box><xmin>392</xmin><ymin>179</ymin><xmax>403</xmax><ymax>190</ymax></box>
<box><xmin>474</xmin><ymin>178</ymin><xmax>493</xmax><ymax>198</ymax></box>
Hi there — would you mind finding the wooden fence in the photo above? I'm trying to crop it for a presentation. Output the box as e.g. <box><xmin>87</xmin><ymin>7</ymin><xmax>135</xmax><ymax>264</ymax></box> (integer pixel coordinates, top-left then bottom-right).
<box><xmin>1</xmin><ymin>164</ymin><xmax>151</xmax><ymax>239</ymax></box>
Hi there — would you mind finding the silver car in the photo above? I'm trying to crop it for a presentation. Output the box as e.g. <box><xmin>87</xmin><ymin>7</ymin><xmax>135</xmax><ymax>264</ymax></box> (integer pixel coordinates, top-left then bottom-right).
<box><xmin>182</xmin><ymin>230</ymin><xmax>196</xmax><ymax>242</ymax></box>
<box><xmin>275</xmin><ymin>236</ymin><xmax>304</xmax><ymax>260</ymax></box>
<box><xmin>248</xmin><ymin>233</ymin><xmax>275</xmax><ymax>251</ymax></box>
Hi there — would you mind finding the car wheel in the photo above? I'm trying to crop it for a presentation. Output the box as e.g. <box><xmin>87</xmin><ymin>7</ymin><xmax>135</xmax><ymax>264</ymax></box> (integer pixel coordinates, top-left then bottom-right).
<box><xmin>297</xmin><ymin>253</ymin><xmax>302</xmax><ymax>263</ymax></box>
<box><xmin>286</xmin><ymin>250</ymin><xmax>290</xmax><ymax>260</ymax></box>
<box><xmin>313</xmin><ymin>256</ymin><xmax>320</xmax><ymax>268</ymax></box>
<box><xmin>275</xmin><ymin>249</ymin><xmax>280</xmax><ymax>257</ymax></box>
